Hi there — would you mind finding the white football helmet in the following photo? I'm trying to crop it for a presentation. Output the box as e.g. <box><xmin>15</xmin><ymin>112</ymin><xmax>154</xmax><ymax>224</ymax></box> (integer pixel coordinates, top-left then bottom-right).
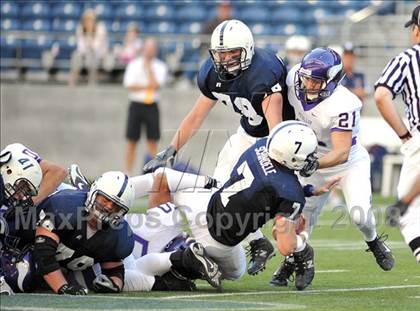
<box><xmin>0</xmin><ymin>149</ymin><xmax>42</xmax><ymax>208</ymax></box>
<box><xmin>209</xmin><ymin>19</ymin><xmax>254</xmax><ymax>79</ymax></box>
<box><xmin>285</xmin><ymin>35</ymin><xmax>311</xmax><ymax>52</ymax></box>
<box><xmin>267</xmin><ymin>121</ymin><xmax>318</xmax><ymax>170</ymax></box>
<box><xmin>85</xmin><ymin>171</ymin><xmax>135</xmax><ymax>226</ymax></box>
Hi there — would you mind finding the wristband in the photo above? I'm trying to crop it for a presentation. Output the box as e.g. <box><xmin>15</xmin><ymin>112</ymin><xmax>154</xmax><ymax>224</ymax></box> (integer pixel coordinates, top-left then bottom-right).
<box><xmin>303</xmin><ymin>184</ymin><xmax>315</xmax><ymax>197</ymax></box>
<box><xmin>398</xmin><ymin>131</ymin><xmax>412</xmax><ymax>140</ymax></box>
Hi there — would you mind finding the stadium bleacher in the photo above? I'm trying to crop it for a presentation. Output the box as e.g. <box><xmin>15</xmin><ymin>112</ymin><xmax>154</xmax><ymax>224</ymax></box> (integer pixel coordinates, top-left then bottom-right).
<box><xmin>0</xmin><ymin>0</ymin><xmax>399</xmax><ymax>76</ymax></box>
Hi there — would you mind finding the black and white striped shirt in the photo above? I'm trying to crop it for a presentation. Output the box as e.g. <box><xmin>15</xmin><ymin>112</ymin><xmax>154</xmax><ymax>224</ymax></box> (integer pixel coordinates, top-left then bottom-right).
<box><xmin>375</xmin><ymin>44</ymin><xmax>420</xmax><ymax>131</ymax></box>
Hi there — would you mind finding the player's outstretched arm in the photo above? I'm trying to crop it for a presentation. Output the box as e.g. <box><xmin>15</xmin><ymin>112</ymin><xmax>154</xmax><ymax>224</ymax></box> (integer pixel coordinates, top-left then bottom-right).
<box><xmin>33</xmin><ymin>226</ymin><xmax>87</xmax><ymax>295</ymax></box>
<box><xmin>32</xmin><ymin>159</ymin><xmax>67</xmax><ymax>206</ymax></box>
<box><xmin>143</xmin><ymin>95</ymin><xmax>216</xmax><ymax>173</ymax></box>
<box><xmin>170</xmin><ymin>94</ymin><xmax>217</xmax><ymax>151</ymax></box>
<box><xmin>318</xmin><ymin>130</ymin><xmax>352</xmax><ymax>169</ymax></box>
<box><xmin>374</xmin><ymin>86</ymin><xmax>411</xmax><ymax>142</ymax></box>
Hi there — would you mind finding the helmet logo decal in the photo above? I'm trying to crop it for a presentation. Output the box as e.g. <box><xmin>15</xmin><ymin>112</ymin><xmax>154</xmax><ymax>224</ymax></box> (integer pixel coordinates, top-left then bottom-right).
<box><xmin>300</xmin><ymin>68</ymin><xmax>311</xmax><ymax>76</ymax></box>
<box><xmin>327</xmin><ymin>63</ymin><xmax>343</xmax><ymax>81</ymax></box>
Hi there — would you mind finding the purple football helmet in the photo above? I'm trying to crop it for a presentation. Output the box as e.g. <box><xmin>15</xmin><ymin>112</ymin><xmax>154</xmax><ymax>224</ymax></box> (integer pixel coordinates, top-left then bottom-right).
<box><xmin>295</xmin><ymin>47</ymin><xmax>345</xmax><ymax>106</ymax></box>
<box><xmin>1</xmin><ymin>248</ymin><xmax>35</xmax><ymax>292</ymax></box>
<box><xmin>164</xmin><ymin>233</ymin><xmax>196</xmax><ymax>252</ymax></box>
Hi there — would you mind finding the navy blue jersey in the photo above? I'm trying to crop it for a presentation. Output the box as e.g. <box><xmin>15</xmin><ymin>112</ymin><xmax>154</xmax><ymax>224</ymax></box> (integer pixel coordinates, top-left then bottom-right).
<box><xmin>38</xmin><ymin>190</ymin><xmax>134</xmax><ymax>271</ymax></box>
<box><xmin>197</xmin><ymin>48</ymin><xmax>294</xmax><ymax>137</ymax></box>
<box><xmin>207</xmin><ymin>138</ymin><xmax>305</xmax><ymax>246</ymax></box>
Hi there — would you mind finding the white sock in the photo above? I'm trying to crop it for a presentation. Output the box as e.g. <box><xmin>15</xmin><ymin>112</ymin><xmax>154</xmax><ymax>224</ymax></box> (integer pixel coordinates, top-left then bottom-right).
<box><xmin>362</xmin><ymin>229</ymin><xmax>378</xmax><ymax>243</ymax></box>
<box><xmin>123</xmin><ymin>269</ymin><xmax>155</xmax><ymax>292</ymax></box>
<box><xmin>154</xmin><ymin>167</ymin><xmax>208</xmax><ymax>192</ymax></box>
<box><xmin>243</xmin><ymin>229</ymin><xmax>264</xmax><ymax>244</ymax></box>
<box><xmin>295</xmin><ymin>241</ymin><xmax>307</xmax><ymax>253</ymax></box>
<box><xmin>130</xmin><ymin>168</ymin><xmax>209</xmax><ymax>199</ymax></box>
<box><xmin>130</xmin><ymin>174</ymin><xmax>155</xmax><ymax>199</ymax></box>
<box><xmin>134</xmin><ymin>252</ymin><xmax>173</xmax><ymax>276</ymax></box>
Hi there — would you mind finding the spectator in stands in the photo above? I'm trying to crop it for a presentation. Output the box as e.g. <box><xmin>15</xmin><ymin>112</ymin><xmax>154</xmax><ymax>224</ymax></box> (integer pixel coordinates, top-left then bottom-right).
<box><xmin>123</xmin><ymin>38</ymin><xmax>168</xmax><ymax>176</ymax></box>
<box><xmin>202</xmin><ymin>1</ymin><xmax>233</xmax><ymax>35</ymax></box>
<box><xmin>341</xmin><ymin>42</ymin><xmax>367</xmax><ymax>103</ymax></box>
<box><xmin>107</xmin><ymin>23</ymin><xmax>143</xmax><ymax>82</ymax></box>
<box><xmin>283</xmin><ymin>35</ymin><xmax>311</xmax><ymax>69</ymax></box>
<box><xmin>199</xmin><ymin>1</ymin><xmax>233</xmax><ymax>59</ymax></box>
<box><xmin>114</xmin><ymin>23</ymin><xmax>143</xmax><ymax>66</ymax></box>
<box><xmin>69</xmin><ymin>9</ymin><xmax>108</xmax><ymax>86</ymax></box>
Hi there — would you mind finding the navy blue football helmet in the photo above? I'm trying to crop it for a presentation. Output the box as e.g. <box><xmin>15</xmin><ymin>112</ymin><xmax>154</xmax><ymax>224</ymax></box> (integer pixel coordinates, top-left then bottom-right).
<box><xmin>295</xmin><ymin>47</ymin><xmax>345</xmax><ymax>105</ymax></box>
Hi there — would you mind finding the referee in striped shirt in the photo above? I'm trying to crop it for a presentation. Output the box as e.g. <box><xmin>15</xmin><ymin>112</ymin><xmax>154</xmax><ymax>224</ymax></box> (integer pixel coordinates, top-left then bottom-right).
<box><xmin>374</xmin><ymin>5</ymin><xmax>420</xmax><ymax>263</ymax></box>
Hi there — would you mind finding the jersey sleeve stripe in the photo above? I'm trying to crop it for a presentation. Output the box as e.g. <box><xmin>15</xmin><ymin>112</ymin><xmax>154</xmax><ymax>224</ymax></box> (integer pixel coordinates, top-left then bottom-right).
<box><xmin>378</xmin><ymin>58</ymin><xmax>407</xmax><ymax>96</ymax></box>
<box><xmin>330</xmin><ymin>128</ymin><xmax>352</xmax><ymax>132</ymax></box>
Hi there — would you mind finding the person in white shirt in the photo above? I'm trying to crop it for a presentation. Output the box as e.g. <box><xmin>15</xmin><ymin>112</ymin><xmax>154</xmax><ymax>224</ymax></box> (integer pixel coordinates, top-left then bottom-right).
<box><xmin>123</xmin><ymin>38</ymin><xmax>168</xmax><ymax>176</ymax></box>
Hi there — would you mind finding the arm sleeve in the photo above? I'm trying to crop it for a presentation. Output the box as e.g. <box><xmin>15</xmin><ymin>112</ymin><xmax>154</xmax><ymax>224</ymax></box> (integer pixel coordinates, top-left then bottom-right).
<box><xmin>374</xmin><ymin>53</ymin><xmax>409</xmax><ymax>98</ymax></box>
<box><xmin>330</xmin><ymin>108</ymin><xmax>360</xmax><ymax>132</ymax></box>
<box><xmin>276</xmin><ymin>199</ymin><xmax>303</xmax><ymax>221</ymax></box>
<box><xmin>197</xmin><ymin>59</ymin><xmax>217</xmax><ymax>100</ymax></box>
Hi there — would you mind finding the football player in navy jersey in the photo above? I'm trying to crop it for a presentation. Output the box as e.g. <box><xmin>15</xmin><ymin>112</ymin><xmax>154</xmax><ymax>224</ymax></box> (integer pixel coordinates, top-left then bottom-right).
<box><xmin>133</xmin><ymin>121</ymin><xmax>338</xmax><ymax>289</ymax></box>
<box><xmin>33</xmin><ymin>171</ymin><xmax>220</xmax><ymax>295</ymax></box>
<box><xmin>144</xmin><ymin>19</ymin><xmax>294</xmax><ymax>275</ymax></box>
<box><xmin>33</xmin><ymin>171</ymin><xmax>135</xmax><ymax>295</ymax></box>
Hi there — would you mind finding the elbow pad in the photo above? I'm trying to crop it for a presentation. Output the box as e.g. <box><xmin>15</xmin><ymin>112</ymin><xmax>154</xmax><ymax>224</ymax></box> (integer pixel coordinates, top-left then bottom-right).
<box><xmin>33</xmin><ymin>235</ymin><xmax>60</xmax><ymax>276</ymax></box>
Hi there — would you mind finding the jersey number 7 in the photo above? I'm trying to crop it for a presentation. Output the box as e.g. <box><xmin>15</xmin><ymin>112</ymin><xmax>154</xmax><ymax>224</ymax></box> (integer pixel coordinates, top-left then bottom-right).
<box><xmin>220</xmin><ymin>161</ymin><xmax>255</xmax><ymax>206</ymax></box>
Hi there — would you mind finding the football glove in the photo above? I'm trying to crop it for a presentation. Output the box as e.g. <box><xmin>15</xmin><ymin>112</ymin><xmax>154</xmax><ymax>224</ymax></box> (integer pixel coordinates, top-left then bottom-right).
<box><xmin>58</xmin><ymin>284</ymin><xmax>88</xmax><ymax>295</ymax></box>
<box><xmin>386</xmin><ymin>200</ymin><xmax>409</xmax><ymax>227</ymax></box>
<box><xmin>143</xmin><ymin>146</ymin><xmax>177</xmax><ymax>174</ymax></box>
<box><xmin>92</xmin><ymin>274</ymin><xmax>121</xmax><ymax>293</ymax></box>
<box><xmin>299</xmin><ymin>153</ymin><xmax>319</xmax><ymax>177</ymax></box>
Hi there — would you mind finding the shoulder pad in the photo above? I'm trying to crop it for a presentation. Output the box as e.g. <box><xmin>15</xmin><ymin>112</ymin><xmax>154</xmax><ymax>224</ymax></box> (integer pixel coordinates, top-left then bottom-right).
<box><xmin>324</xmin><ymin>86</ymin><xmax>362</xmax><ymax>117</ymax></box>
<box><xmin>197</xmin><ymin>58</ymin><xmax>217</xmax><ymax>100</ymax></box>
<box><xmin>286</xmin><ymin>64</ymin><xmax>299</xmax><ymax>87</ymax></box>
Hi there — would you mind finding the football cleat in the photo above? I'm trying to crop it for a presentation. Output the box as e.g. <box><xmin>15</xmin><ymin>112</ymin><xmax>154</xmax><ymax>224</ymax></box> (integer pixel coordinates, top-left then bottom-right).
<box><xmin>187</xmin><ymin>242</ymin><xmax>222</xmax><ymax>290</ymax></box>
<box><xmin>366</xmin><ymin>234</ymin><xmax>394</xmax><ymax>271</ymax></box>
<box><xmin>247</xmin><ymin>237</ymin><xmax>275</xmax><ymax>275</ymax></box>
<box><xmin>153</xmin><ymin>270</ymin><xmax>197</xmax><ymax>291</ymax></box>
<box><xmin>0</xmin><ymin>276</ymin><xmax>15</xmax><ymax>295</ymax></box>
<box><xmin>69</xmin><ymin>164</ymin><xmax>91</xmax><ymax>191</ymax></box>
<box><xmin>269</xmin><ymin>255</ymin><xmax>295</xmax><ymax>287</ymax></box>
<box><xmin>294</xmin><ymin>244</ymin><xmax>315</xmax><ymax>291</ymax></box>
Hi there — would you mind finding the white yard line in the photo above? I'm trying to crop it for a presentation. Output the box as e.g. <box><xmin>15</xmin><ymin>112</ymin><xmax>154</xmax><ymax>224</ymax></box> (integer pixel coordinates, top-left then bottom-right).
<box><xmin>4</xmin><ymin>293</ymin><xmax>304</xmax><ymax>310</ymax></box>
<box><xmin>317</xmin><ymin>269</ymin><xmax>349</xmax><ymax>273</ymax></box>
<box><xmin>163</xmin><ymin>284</ymin><xmax>420</xmax><ymax>300</ymax></box>
<box><xmin>262</xmin><ymin>239</ymin><xmax>407</xmax><ymax>251</ymax></box>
